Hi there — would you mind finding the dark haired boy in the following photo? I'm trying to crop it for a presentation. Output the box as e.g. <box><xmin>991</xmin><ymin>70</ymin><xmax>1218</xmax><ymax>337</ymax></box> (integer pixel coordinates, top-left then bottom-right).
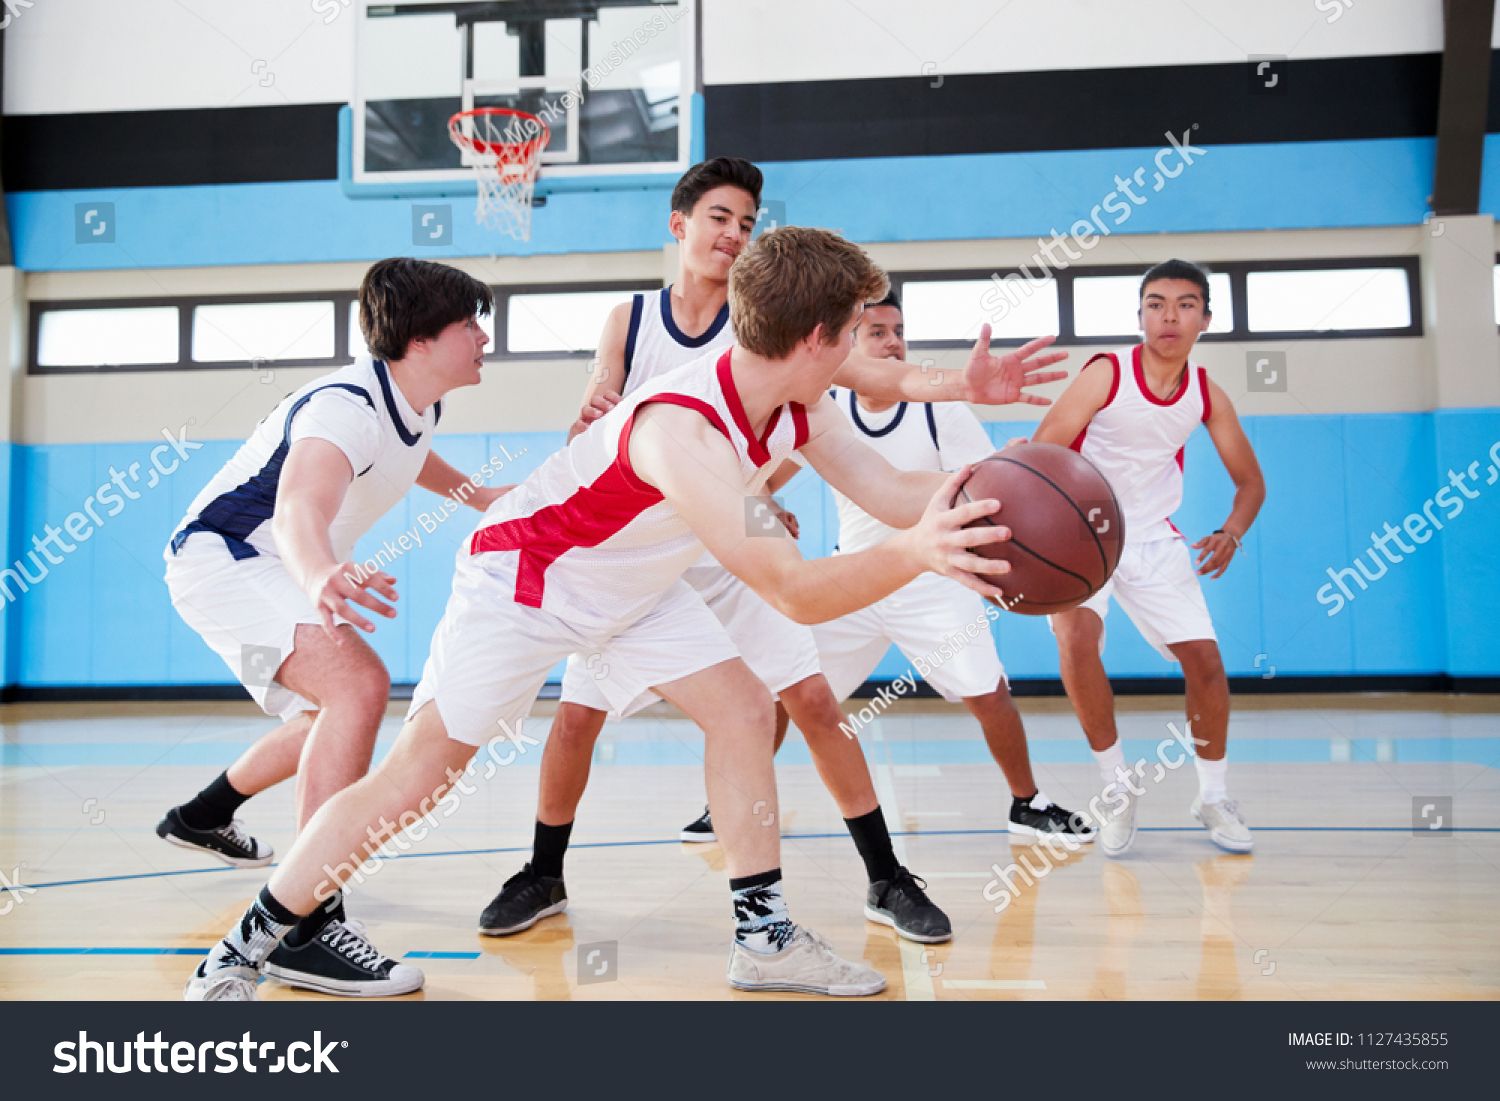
<box><xmin>160</xmin><ymin>257</ymin><xmax>509</xmax><ymax>996</ymax></box>
<box><xmin>1034</xmin><ymin>259</ymin><xmax>1265</xmax><ymax>857</ymax></box>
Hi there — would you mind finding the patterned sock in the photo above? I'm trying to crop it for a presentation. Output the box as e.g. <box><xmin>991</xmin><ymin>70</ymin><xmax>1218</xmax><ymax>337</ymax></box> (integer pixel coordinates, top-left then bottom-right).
<box><xmin>198</xmin><ymin>886</ymin><xmax>301</xmax><ymax>976</ymax></box>
<box><xmin>844</xmin><ymin>808</ymin><xmax>899</xmax><ymax>884</ymax></box>
<box><xmin>1195</xmin><ymin>756</ymin><xmax>1229</xmax><ymax>804</ymax></box>
<box><xmin>730</xmin><ymin>869</ymin><xmax>796</xmax><ymax>953</ymax></box>
<box><xmin>531</xmin><ymin>820</ymin><xmax>573</xmax><ymax>880</ymax></box>
<box><xmin>284</xmin><ymin>890</ymin><xmax>345</xmax><ymax>948</ymax></box>
<box><xmin>179</xmin><ymin>771</ymin><xmax>249</xmax><ymax>831</ymax></box>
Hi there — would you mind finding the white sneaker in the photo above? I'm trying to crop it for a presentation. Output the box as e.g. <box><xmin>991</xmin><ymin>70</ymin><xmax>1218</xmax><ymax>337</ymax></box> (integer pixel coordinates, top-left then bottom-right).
<box><xmin>1191</xmin><ymin>797</ymin><xmax>1253</xmax><ymax>853</ymax></box>
<box><xmin>727</xmin><ymin>926</ymin><xmax>886</xmax><ymax>997</ymax></box>
<box><xmin>1099</xmin><ymin>786</ymin><xmax>1138</xmax><ymax>858</ymax></box>
<box><xmin>184</xmin><ymin>963</ymin><xmax>259</xmax><ymax>1001</ymax></box>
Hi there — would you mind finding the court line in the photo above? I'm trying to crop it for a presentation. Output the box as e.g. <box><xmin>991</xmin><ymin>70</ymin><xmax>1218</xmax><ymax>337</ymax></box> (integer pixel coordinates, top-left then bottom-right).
<box><xmin>14</xmin><ymin>827</ymin><xmax>1498</xmax><ymax>892</ymax></box>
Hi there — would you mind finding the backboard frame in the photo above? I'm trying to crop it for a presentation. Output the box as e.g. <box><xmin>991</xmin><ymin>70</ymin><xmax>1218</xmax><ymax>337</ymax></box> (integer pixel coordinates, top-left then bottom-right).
<box><xmin>351</xmin><ymin>0</ymin><xmax>696</xmax><ymax>193</ymax></box>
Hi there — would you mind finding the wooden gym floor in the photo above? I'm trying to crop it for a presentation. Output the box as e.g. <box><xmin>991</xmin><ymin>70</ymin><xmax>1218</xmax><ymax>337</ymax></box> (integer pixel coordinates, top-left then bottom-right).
<box><xmin>1</xmin><ymin>694</ymin><xmax>1496</xmax><ymax>1001</ymax></box>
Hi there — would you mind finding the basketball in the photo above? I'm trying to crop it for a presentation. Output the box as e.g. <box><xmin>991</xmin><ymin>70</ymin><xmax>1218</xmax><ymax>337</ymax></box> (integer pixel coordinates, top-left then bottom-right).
<box><xmin>952</xmin><ymin>442</ymin><xmax>1124</xmax><ymax>615</ymax></box>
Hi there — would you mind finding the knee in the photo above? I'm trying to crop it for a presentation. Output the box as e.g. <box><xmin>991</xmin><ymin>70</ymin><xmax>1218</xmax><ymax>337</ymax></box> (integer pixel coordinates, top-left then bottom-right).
<box><xmin>1177</xmin><ymin>641</ymin><xmax>1226</xmax><ymax>683</ymax></box>
<box><xmin>779</xmin><ymin>678</ymin><xmax>844</xmax><ymax>742</ymax></box>
<box><xmin>1052</xmin><ymin>612</ymin><xmax>1100</xmax><ymax>657</ymax></box>
<box><xmin>548</xmin><ymin>705</ymin><xmax>604</xmax><ymax>753</ymax></box>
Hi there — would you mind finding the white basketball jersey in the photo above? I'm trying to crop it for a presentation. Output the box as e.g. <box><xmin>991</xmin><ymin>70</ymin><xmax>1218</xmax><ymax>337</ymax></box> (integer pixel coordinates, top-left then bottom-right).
<box><xmin>1071</xmin><ymin>344</ymin><xmax>1210</xmax><ymax>546</ymax></box>
<box><xmin>828</xmin><ymin>387</ymin><xmax>995</xmax><ymax>554</ymax></box>
<box><xmin>622</xmin><ymin>286</ymin><xmax>736</xmax><ymax>396</ymax></box>
<box><xmin>471</xmin><ymin>348</ymin><xmax>808</xmax><ymax>627</ymax></box>
<box><xmin>168</xmin><ymin>356</ymin><xmax>438</xmax><ymax>563</ymax></box>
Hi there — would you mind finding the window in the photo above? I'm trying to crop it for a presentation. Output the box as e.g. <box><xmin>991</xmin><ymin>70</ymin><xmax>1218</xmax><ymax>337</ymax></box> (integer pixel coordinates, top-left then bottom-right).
<box><xmin>36</xmin><ymin>307</ymin><xmax>180</xmax><ymax>368</ymax></box>
<box><xmin>1247</xmin><ymin>267</ymin><xmax>1412</xmax><ymax>333</ymax></box>
<box><xmin>1073</xmin><ymin>273</ymin><xmax>1233</xmax><ymax>337</ymax></box>
<box><xmin>193</xmin><ymin>301</ymin><xmax>336</xmax><ymax>363</ymax></box>
<box><xmin>507</xmin><ymin>290</ymin><xmax>637</xmax><ymax>354</ymax></box>
<box><xmin>900</xmin><ymin>277</ymin><xmax>1060</xmax><ymax>344</ymax></box>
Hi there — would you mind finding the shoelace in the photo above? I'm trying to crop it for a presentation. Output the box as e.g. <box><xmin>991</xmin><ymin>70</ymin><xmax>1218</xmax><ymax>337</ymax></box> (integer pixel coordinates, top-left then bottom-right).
<box><xmin>322</xmin><ymin>922</ymin><xmax>385</xmax><ymax>970</ymax></box>
<box><xmin>215</xmin><ymin>819</ymin><xmax>254</xmax><ymax>851</ymax></box>
<box><xmin>892</xmin><ymin>867</ymin><xmax>933</xmax><ymax>902</ymax></box>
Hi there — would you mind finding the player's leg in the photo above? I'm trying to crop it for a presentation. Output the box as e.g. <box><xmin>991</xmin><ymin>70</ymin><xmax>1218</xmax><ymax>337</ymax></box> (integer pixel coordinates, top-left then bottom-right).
<box><xmin>654</xmin><ymin>659</ymin><xmax>885</xmax><ymax>995</ymax></box>
<box><xmin>160</xmin><ymin>712</ymin><xmax>311</xmax><ymax>868</ymax></box>
<box><xmin>189</xmin><ymin>700</ymin><xmax>471</xmax><ymax>1000</ymax></box>
<box><xmin>1169</xmin><ymin>638</ymin><xmax>1249</xmax><ymax>851</ymax></box>
<box><xmin>188</xmin><ymin>556</ymin><xmax>567</xmax><ymax>1001</ymax></box>
<box><xmin>962</xmin><ymin>683</ymin><xmax>1090</xmax><ymax>840</ymax></box>
<box><xmin>679</xmin><ymin>700</ymin><xmax>789</xmax><ymax>841</ymax></box>
<box><xmin>477</xmin><ymin>698</ymin><xmax>605</xmax><ymax>936</ymax></box>
<box><xmin>1050</xmin><ymin>598</ymin><xmax>1138</xmax><ymax>856</ymax></box>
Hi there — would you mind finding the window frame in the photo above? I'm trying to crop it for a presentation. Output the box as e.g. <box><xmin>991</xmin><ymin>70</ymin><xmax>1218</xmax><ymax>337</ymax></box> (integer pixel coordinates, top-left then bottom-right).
<box><xmin>28</xmin><ymin>280</ymin><xmax>663</xmax><ymax>374</ymax></box>
<box><xmin>895</xmin><ymin>255</ymin><xmax>1423</xmax><ymax>352</ymax></box>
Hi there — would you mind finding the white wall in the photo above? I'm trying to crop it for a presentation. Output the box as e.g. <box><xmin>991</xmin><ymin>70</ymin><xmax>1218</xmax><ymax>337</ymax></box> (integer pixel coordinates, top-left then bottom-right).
<box><xmin>702</xmin><ymin>0</ymin><xmax>1448</xmax><ymax>86</ymax></box>
<box><xmin>4</xmin><ymin>0</ymin><xmax>1464</xmax><ymax>115</ymax></box>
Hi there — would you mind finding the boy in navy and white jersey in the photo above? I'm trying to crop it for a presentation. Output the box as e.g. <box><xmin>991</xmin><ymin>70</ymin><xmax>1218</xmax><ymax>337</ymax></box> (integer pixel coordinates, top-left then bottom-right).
<box><xmin>478</xmin><ymin>159</ymin><xmax>1068</xmax><ymax>948</ymax></box>
<box><xmin>1034</xmin><ymin>259</ymin><xmax>1266</xmax><ymax>856</ymax></box>
<box><xmin>814</xmin><ymin>291</ymin><xmax>1093</xmax><ymax>841</ymax></box>
<box><xmin>162</xmin><ymin>258</ymin><xmax>508</xmax><ymax>997</ymax></box>
<box><xmin>184</xmin><ymin>226</ymin><xmax>1061</xmax><ymax>1002</ymax></box>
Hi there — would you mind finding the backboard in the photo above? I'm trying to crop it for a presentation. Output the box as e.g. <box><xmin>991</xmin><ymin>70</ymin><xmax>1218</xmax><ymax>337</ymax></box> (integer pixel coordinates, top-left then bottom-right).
<box><xmin>353</xmin><ymin>0</ymin><xmax>695</xmax><ymax>189</ymax></box>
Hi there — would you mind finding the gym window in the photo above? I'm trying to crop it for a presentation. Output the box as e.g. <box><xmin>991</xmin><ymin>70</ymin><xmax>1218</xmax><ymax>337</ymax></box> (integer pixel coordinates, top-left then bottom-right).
<box><xmin>36</xmin><ymin>306</ymin><xmax>180</xmax><ymax>369</ymax></box>
<box><xmin>897</xmin><ymin>256</ymin><xmax>1422</xmax><ymax>349</ymax></box>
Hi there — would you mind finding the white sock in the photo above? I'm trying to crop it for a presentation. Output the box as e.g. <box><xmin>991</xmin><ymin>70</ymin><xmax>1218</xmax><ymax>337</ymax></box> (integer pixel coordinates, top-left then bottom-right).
<box><xmin>1195</xmin><ymin>756</ymin><xmax>1228</xmax><ymax>804</ymax></box>
<box><xmin>1093</xmin><ymin>742</ymin><xmax>1126</xmax><ymax>790</ymax></box>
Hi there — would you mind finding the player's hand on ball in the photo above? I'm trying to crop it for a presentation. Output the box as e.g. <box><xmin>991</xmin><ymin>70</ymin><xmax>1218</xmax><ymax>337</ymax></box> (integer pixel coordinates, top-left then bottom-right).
<box><xmin>962</xmin><ymin>328</ymin><xmax>1069</xmax><ymax>407</ymax></box>
<box><xmin>910</xmin><ymin>468</ymin><xmax>1011</xmax><ymax>601</ymax></box>
<box><xmin>311</xmin><ymin>561</ymin><xmax>398</xmax><ymax>637</ymax></box>
<box><xmin>1192</xmin><ymin>531</ymin><xmax>1238</xmax><ymax>578</ymax></box>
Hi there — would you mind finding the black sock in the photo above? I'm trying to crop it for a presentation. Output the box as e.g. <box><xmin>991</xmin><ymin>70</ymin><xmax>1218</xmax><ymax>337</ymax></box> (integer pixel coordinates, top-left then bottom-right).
<box><xmin>178</xmin><ymin>771</ymin><xmax>250</xmax><ymax>831</ymax></box>
<box><xmin>283</xmin><ymin>890</ymin><xmax>345</xmax><ymax>948</ymax></box>
<box><xmin>531</xmin><ymin>820</ymin><xmax>573</xmax><ymax>880</ymax></box>
<box><xmin>844</xmin><ymin>808</ymin><xmax>900</xmax><ymax>884</ymax></box>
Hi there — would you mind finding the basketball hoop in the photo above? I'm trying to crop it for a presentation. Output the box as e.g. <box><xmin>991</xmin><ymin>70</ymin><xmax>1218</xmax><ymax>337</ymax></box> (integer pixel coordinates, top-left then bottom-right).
<box><xmin>447</xmin><ymin>107</ymin><xmax>550</xmax><ymax>243</ymax></box>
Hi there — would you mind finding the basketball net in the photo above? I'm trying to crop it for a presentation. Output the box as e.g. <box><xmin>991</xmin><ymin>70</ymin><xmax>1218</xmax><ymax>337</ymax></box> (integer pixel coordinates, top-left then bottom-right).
<box><xmin>447</xmin><ymin>108</ymin><xmax>550</xmax><ymax>243</ymax></box>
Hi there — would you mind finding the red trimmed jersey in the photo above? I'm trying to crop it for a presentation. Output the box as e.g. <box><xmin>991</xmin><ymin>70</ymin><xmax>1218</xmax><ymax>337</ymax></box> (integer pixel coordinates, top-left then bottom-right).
<box><xmin>468</xmin><ymin>347</ymin><xmax>808</xmax><ymax>628</ymax></box>
<box><xmin>1070</xmin><ymin>343</ymin><xmax>1210</xmax><ymax>545</ymax></box>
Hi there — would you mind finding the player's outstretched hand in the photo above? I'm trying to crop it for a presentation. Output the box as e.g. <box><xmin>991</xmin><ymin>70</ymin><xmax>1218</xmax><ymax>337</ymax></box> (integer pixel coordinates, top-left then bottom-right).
<box><xmin>569</xmin><ymin>389</ymin><xmax>622</xmax><ymax>438</ymax></box>
<box><xmin>1192</xmin><ymin>531</ymin><xmax>1238</xmax><ymax>579</ymax></box>
<box><xmin>962</xmin><ymin>328</ymin><xmax>1069</xmax><ymax>407</ymax></box>
<box><xmin>908</xmin><ymin>468</ymin><xmax>1012</xmax><ymax>601</ymax></box>
<box><xmin>467</xmin><ymin>483</ymin><xmax>518</xmax><ymax>512</ymax></box>
<box><xmin>310</xmin><ymin>561</ymin><xmax>398</xmax><ymax>637</ymax></box>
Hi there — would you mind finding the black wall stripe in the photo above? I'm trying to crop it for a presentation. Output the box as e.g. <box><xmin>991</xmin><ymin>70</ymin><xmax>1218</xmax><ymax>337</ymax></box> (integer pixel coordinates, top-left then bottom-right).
<box><xmin>2</xmin><ymin>103</ymin><xmax>340</xmax><ymax>192</ymax></box>
<box><xmin>3</xmin><ymin>49</ymin><xmax>1496</xmax><ymax>192</ymax></box>
<box><xmin>706</xmin><ymin>53</ymin><xmax>1449</xmax><ymax>163</ymax></box>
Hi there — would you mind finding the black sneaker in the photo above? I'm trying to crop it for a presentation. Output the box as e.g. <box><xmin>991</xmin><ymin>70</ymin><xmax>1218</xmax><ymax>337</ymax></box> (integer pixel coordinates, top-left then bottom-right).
<box><xmin>864</xmin><ymin>867</ymin><xmax>952</xmax><ymax>944</ymax></box>
<box><xmin>1009</xmin><ymin>792</ymin><xmax>1096</xmax><ymax>842</ymax></box>
<box><xmin>156</xmin><ymin>806</ymin><xmax>273</xmax><ymax>868</ymax></box>
<box><xmin>477</xmin><ymin>863</ymin><xmax>568</xmax><ymax>936</ymax></box>
<box><xmin>262</xmin><ymin>918</ymin><xmax>424</xmax><ymax>997</ymax></box>
<box><xmin>680</xmin><ymin>806</ymin><xmax>716</xmax><ymax>843</ymax></box>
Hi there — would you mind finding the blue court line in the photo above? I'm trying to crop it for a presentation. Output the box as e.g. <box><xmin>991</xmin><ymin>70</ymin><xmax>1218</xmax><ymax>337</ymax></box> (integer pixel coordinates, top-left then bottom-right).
<box><xmin>403</xmin><ymin>951</ymin><xmax>481</xmax><ymax>960</ymax></box>
<box><xmin>0</xmin><ymin>947</ymin><xmax>204</xmax><ymax>956</ymax></box>
<box><xmin>13</xmin><ymin>827</ymin><xmax>1498</xmax><ymax>894</ymax></box>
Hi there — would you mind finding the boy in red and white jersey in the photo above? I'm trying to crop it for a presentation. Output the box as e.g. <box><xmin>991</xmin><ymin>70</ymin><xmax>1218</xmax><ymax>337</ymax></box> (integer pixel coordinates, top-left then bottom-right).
<box><xmin>186</xmin><ymin>226</ymin><xmax>1059</xmax><ymax>1001</ymax></box>
<box><xmin>1034</xmin><ymin>260</ymin><xmax>1266</xmax><ymax>856</ymax></box>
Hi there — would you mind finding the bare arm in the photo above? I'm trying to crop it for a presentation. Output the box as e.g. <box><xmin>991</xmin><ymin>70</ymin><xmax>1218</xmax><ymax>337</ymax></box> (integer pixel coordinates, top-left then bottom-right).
<box><xmin>1191</xmin><ymin>378</ymin><xmax>1266</xmax><ymax>578</ymax></box>
<box><xmin>568</xmin><ymin>300</ymin><xmax>631</xmax><ymax>441</ymax></box>
<box><xmin>832</xmin><ymin>329</ymin><xmax>1068</xmax><ymax>407</ymax></box>
<box><xmin>628</xmin><ymin>403</ymin><xmax>1011</xmax><ymax>623</ymax></box>
<box><xmin>416</xmin><ymin>449</ymin><xmax>513</xmax><ymax>511</ymax></box>
<box><xmin>1031</xmin><ymin>355</ymin><xmax>1117</xmax><ymax>446</ymax></box>
<box><xmin>797</xmin><ymin>394</ymin><xmax>961</xmax><ymax>530</ymax></box>
<box><xmin>271</xmin><ymin>438</ymin><xmax>399</xmax><ymax>635</ymax></box>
